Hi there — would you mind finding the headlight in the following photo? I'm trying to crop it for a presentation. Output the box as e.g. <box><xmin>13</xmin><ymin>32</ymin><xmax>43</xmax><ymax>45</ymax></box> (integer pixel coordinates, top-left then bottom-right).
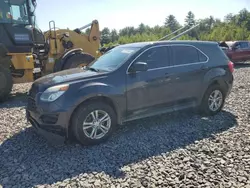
<box><xmin>40</xmin><ymin>84</ymin><xmax>69</xmax><ymax>102</ymax></box>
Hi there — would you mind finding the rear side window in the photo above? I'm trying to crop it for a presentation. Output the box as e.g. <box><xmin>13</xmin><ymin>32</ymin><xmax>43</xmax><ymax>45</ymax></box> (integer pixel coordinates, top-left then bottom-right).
<box><xmin>171</xmin><ymin>45</ymin><xmax>208</xmax><ymax>66</ymax></box>
<box><xmin>135</xmin><ymin>46</ymin><xmax>170</xmax><ymax>69</ymax></box>
<box><xmin>239</xmin><ymin>42</ymin><xmax>250</xmax><ymax>49</ymax></box>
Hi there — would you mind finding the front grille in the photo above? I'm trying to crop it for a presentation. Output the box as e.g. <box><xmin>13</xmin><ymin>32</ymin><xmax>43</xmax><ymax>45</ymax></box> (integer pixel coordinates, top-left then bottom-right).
<box><xmin>27</xmin><ymin>97</ymin><xmax>37</xmax><ymax>111</ymax></box>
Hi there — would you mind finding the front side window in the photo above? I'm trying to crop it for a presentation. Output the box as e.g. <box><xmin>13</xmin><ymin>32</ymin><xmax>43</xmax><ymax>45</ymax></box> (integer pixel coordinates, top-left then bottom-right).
<box><xmin>234</xmin><ymin>42</ymin><xmax>241</xmax><ymax>49</ymax></box>
<box><xmin>87</xmin><ymin>47</ymin><xmax>140</xmax><ymax>72</ymax></box>
<box><xmin>171</xmin><ymin>45</ymin><xmax>207</xmax><ymax>65</ymax></box>
<box><xmin>135</xmin><ymin>46</ymin><xmax>170</xmax><ymax>69</ymax></box>
<box><xmin>0</xmin><ymin>0</ymin><xmax>29</xmax><ymax>24</ymax></box>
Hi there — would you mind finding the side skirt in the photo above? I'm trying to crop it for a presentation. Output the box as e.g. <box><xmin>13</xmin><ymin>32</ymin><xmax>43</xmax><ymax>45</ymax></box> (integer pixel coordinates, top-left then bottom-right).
<box><xmin>123</xmin><ymin>101</ymin><xmax>197</xmax><ymax>123</ymax></box>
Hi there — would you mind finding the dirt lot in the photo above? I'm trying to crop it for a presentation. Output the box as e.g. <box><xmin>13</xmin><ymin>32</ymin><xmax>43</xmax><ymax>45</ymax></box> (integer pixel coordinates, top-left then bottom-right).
<box><xmin>0</xmin><ymin>65</ymin><xmax>250</xmax><ymax>188</ymax></box>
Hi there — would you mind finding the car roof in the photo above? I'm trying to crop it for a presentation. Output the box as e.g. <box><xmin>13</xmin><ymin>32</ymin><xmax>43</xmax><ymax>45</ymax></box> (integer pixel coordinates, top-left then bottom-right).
<box><xmin>118</xmin><ymin>40</ymin><xmax>218</xmax><ymax>48</ymax></box>
<box><xmin>223</xmin><ymin>40</ymin><xmax>250</xmax><ymax>46</ymax></box>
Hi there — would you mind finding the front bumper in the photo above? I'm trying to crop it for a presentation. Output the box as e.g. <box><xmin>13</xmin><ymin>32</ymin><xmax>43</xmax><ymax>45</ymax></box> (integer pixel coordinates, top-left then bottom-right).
<box><xmin>26</xmin><ymin>111</ymin><xmax>66</xmax><ymax>145</ymax></box>
<box><xmin>26</xmin><ymin>100</ymin><xmax>72</xmax><ymax>145</ymax></box>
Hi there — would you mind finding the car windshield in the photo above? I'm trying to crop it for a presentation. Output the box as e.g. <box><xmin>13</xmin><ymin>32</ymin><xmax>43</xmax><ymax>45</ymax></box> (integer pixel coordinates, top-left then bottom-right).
<box><xmin>87</xmin><ymin>46</ymin><xmax>140</xmax><ymax>72</ymax></box>
<box><xmin>0</xmin><ymin>0</ymin><xmax>30</xmax><ymax>25</ymax></box>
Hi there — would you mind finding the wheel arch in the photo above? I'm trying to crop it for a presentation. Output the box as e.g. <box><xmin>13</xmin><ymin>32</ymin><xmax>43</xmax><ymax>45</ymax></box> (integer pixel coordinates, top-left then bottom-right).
<box><xmin>53</xmin><ymin>48</ymin><xmax>95</xmax><ymax>72</ymax></box>
<box><xmin>199</xmin><ymin>77</ymin><xmax>228</xmax><ymax>105</ymax></box>
<box><xmin>67</xmin><ymin>95</ymin><xmax>121</xmax><ymax>137</ymax></box>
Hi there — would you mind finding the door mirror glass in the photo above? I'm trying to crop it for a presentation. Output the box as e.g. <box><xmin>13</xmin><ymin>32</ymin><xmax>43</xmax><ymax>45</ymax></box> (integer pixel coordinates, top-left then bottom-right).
<box><xmin>129</xmin><ymin>61</ymin><xmax>148</xmax><ymax>72</ymax></box>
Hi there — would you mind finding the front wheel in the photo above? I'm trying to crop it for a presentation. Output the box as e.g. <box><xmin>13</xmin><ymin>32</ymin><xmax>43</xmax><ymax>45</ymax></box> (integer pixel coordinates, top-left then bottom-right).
<box><xmin>0</xmin><ymin>64</ymin><xmax>13</xmax><ymax>102</ymax></box>
<box><xmin>71</xmin><ymin>101</ymin><xmax>117</xmax><ymax>146</ymax></box>
<box><xmin>199</xmin><ymin>84</ymin><xmax>226</xmax><ymax>116</ymax></box>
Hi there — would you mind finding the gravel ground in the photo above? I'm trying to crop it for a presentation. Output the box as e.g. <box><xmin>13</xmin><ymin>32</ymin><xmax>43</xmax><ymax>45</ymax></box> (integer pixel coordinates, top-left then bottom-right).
<box><xmin>0</xmin><ymin>65</ymin><xmax>250</xmax><ymax>188</ymax></box>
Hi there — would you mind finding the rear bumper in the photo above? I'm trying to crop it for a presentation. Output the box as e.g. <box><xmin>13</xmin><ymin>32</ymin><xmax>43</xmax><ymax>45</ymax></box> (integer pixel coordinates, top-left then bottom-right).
<box><xmin>225</xmin><ymin>74</ymin><xmax>234</xmax><ymax>97</ymax></box>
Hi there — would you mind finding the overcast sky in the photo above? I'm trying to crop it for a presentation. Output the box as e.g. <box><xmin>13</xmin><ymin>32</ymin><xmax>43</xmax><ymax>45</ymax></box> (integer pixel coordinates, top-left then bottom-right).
<box><xmin>36</xmin><ymin>0</ymin><xmax>250</xmax><ymax>32</ymax></box>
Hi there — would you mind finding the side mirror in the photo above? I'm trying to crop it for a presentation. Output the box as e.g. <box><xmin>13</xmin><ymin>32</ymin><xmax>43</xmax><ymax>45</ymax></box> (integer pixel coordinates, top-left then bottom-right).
<box><xmin>129</xmin><ymin>61</ymin><xmax>148</xmax><ymax>73</ymax></box>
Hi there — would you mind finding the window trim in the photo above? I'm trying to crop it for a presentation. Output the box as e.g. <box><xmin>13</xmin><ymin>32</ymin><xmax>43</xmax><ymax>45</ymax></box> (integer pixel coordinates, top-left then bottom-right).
<box><xmin>126</xmin><ymin>44</ymin><xmax>209</xmax><ymax>74</ymax></box>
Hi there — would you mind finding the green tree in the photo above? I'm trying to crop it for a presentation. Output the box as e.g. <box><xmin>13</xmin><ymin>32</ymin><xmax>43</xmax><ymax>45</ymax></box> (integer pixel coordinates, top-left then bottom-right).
<box><xmin>184</xmin><ymin>11</ymin><xmax>198</xmax><ymax>39</ymax></box>
<box><xmin>236</xmin><ymin>8</ymin><xmax>249</xmax><ymax>26</ymax></box>
<box><xmin>119</xmin><ymin>26</ymin><xmax>136</xmax><ymax>36</ymax></box>
<box><xmin>101</xmin><ymin>27</ymin><xmax>111</xmax><ymax>45</ymax></box>
<box><xmin>110</xmin><ymin>29</ymin><xmax>119</xmax><ymax>42</ymax></box>
<box><xmin>100</xmin><ymin>8</ymin><xmax>250</xmax><ymax>46</ymax></box>
<box><xmin>185</xmin><ymin>11</ymin><xmax>196</xmax><ymax>26</ymax></box>
<box><xmin>224</xmin><ymin>13</ymin><xmax>236</xmax><ymax>23</ymax></box>
<box><xmin>138</xmin><ymin>23</ymin><xmax>146</xmax><ymax>34</ymax></box>
<box><xmin>164</xmin><ymin>14</ymin><xmax>180</xmax><ymax>31</ymax></box>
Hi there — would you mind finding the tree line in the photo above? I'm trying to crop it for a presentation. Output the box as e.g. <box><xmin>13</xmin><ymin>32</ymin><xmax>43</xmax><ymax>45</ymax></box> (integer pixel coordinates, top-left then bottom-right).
<box><xmin>85</xmin><ymin>8</ymin><xmax>250</xmax><ymax>47</ymax></box>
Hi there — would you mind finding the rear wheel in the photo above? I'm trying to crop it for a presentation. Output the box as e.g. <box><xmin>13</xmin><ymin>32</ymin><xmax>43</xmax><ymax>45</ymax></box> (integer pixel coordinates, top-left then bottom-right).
<box><xmin>199</xmin><ymin>84</ymin><xmax>226</xmax><ymax>116</ymax></box>
<box><xmin>63</xmin><ymin>53</ymin><xmax>95</xmax><ymax>70</ymax></box>
<box><xmin>71</xmin><ymin>101</ymin><xmax>117</xmax><ymax>146</ymax></box>
<box><xmin>0</xmin><ymin>64</ymin><xmax>13</xmax><ymax>102</ymax></box>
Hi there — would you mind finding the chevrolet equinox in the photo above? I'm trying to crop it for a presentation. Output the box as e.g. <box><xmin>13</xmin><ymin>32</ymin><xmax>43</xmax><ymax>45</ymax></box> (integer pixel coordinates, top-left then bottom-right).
<box><xmin>26</xmin><ymin>41</ymin><xmax>234</xmax><ymax>146</ymax></box>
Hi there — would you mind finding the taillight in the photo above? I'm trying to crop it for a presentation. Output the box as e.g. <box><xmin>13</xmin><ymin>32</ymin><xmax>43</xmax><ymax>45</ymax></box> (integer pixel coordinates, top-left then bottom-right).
<box><xmin>228</xmin><ymin>61</ymin><xmax>234</xmax><ymax>73</ymax></box>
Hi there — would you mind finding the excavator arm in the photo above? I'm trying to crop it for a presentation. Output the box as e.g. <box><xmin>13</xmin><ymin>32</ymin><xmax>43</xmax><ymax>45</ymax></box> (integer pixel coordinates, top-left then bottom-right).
<box><xmin>73</xmin><ymin>20</ymin><xmax>100</xmax><ymax>44</ymax></box>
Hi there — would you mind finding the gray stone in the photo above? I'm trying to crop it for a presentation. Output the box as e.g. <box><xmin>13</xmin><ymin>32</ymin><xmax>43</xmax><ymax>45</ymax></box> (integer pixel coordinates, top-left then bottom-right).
<box><xmin>1</xmin><ymin>68</ymin><xmax>250</xmax><ymax>188</ymax></box>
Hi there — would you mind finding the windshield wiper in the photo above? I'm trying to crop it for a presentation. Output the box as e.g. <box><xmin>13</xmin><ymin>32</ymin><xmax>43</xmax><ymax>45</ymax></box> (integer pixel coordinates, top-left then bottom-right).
<box><xmin>83</xmin><ymin>66</ymin><xmax>99</xmax><ymax>72</ymax></box>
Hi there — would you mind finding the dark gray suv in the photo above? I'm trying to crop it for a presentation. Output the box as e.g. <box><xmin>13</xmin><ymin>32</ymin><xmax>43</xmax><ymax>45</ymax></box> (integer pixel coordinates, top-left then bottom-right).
<box><xmin>26</xmin><ymin>40</ymin><xmax>234</xmax><ymax>146</ymax></box>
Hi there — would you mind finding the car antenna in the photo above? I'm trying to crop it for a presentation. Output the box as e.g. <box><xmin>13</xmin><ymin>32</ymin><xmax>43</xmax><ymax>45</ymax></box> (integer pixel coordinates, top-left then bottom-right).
<box><xmin>158</xmin><ymin>23</ymin><xmax>200</xmax><ymax>41</ymax></box>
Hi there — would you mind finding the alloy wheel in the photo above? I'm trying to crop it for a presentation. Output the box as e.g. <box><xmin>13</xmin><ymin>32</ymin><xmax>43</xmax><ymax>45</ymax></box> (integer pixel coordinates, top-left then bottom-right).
<box><xmin>208</xmin><ymin>90</ymin><xmax>223</xmax><ymax>112</ymax></box>
<box><xmin>82</xmin><ymin>110</ymin><xmax>111</xmax><ymax>139</ymax></box>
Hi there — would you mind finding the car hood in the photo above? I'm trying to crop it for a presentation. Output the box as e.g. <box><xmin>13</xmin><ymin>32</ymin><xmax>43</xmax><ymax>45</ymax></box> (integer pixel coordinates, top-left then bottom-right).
<box><xmin>34</xmin><ymin>68</ymin><xmax>103</xmax><ymax>87</ymax></box>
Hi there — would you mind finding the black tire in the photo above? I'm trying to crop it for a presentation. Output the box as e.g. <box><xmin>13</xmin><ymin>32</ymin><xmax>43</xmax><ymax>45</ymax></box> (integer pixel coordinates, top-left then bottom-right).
<box><xmin>62</xmin><ymin>53</ymin><xmax>95</xmax><ymax>70</ymax></box>
<box><xmin>71</xmin><ymin>101</ymin><xmax>117</xmax><ymax>146</ymax></box>
<box><xmin>0</xmin><ymin>64</ymin><xmax>13</xmax><ymax>102</ymax></box>
<box><xmin>0</xmin><ymin>44</ymin><xmax>8</xmax><ymax>57</ymax></box>
<box><xmin>199</xmin><ymin>84</ymin><xmax>226</xmax><ymax>116</ymax></box>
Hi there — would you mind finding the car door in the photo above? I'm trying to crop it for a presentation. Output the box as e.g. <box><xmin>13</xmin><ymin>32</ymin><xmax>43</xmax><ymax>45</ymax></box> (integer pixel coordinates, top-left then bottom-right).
<box><xmin>166</xmin><ymin>45</ymin><xmax>209</xmax><ymax>103</ymax></box>
<box><xmin>239</xmin><ymin>41</ymin><xmax>250</xmax><ymax>61</ymax></box>
<box><xmin>230</xmin><ymin>42</ymin><xmax>241</xmax><ymax>62</ymax></box>
<box><xmin>247</xmin><ymin>42</ymin><xmax>250</xmax><ymax>61</ymax></box>
<box><xmin>126</xmin><ymin>46</ymin><xmax>172</xmax><ymax>116</ymax></box>
<box><xmin>233</xmin><ymin>42</ymin><xmax>249</xmax><ymax>62</ymax></box>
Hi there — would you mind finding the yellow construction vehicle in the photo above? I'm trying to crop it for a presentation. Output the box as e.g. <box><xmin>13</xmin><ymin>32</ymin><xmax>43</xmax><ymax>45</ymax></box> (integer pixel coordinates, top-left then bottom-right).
<box><xmin>0</xmin><ymin>0</ymin><xmax>38</xmax><ymax>101</ymax></box>
<box><xmin>0</xmin><ymin>0</ymin><xmax>103</xmax><ymax>102</ymax></box>
<box><xmin>34</xmin><ymin>20</ymin><xmax>102</xmax><ymax>75</ymax></box>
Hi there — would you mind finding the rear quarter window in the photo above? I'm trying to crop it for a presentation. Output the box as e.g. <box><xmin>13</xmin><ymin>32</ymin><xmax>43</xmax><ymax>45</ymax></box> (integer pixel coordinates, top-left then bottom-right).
<box><xmin>198</xmin><ymin>50</ymin><xmax>208</xmax><ymax>62</ymax></box>
<box><xmin>171</xmin><ymin>45</ymin><xmax>208</xmax><ymax>66</ymax></box>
